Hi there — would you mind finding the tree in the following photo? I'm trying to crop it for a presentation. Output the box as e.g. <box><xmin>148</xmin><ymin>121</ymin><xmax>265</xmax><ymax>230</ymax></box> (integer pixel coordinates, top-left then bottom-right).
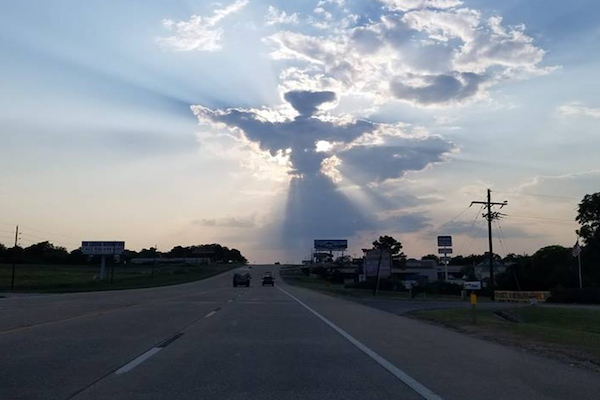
<box><xmin>421</xmin><ymin>254</ymin><xmax>439</xmax><ymax>263</ymax></box>
<box><xmin>530</xmin><ymin>245</ymin><xmax>576</xmax><ymax>290</ymax></box>
<box><xmin>372</xmin><ymin>235</ymin><xmax>404</xmax><ymax>257</ymax></box>
<box><xmin>576</xmin><ymin>192</ymin><xmax>600</xmax><ymax>286</ymax></box>
<box><xmin>577</xmin><ymin>192</ymin><xmax>600</xmax><ymax>245</ymax></box>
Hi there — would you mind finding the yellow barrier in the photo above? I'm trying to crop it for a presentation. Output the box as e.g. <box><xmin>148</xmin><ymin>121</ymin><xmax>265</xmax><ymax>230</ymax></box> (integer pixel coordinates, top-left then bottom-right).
<box><xmin>495</xmin><ymin>291</ymin><xmax>551</xmax><ymax>303</ymax></box>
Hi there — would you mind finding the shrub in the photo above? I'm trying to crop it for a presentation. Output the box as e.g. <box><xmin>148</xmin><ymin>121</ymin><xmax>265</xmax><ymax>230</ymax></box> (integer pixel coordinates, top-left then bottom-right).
<box><xmin>547</xmin><ymin>288</ymin><xmax>600</xmax><ymax>304</ymax></box>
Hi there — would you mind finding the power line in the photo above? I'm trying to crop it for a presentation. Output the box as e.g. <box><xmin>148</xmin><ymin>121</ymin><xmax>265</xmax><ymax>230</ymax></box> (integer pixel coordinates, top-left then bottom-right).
<box><xmin>494</xmin><ymin>219</ymin><xmax>509</xmax><ymax>255</ymax></box>
<box><xmin>462</xmin><ymin>219</ymin><xmax>487</xmax><ymax>255</ymax></box>
<box><xmin>504</xmin><ymin>215</ymin><xmax>576</xmax><ymax>225</ymax></box>
<box><xmin>455</xmin><ymin>205</ymin><xmax>484</xmax><ymax>255</ymax></box>
<box><xmin>18</xmin><ymin>224</ymin><xmax>81</xmax><ymax>241</ymax></box>
<box><xmin>430</xmin><ymin>205</ymin><xmax>474</xmax><ymax>235</ymax></box>
<box><xmin>493</xmin><ymin>190</ymin><xmax>579</xmax><ymax>201</ymax></box>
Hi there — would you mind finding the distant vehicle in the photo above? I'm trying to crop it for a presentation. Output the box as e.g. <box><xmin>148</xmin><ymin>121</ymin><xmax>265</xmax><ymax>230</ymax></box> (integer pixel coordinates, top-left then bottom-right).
<box><xmin>233</xmin><ymin>272</ymin><xmax>251</xmax><ymax>287</ymax></box>
<box><xmin>262</xmin><ymin>273</ymin><xmax>275</xmax><ymax>286</ymax></box>
<box><xmin>274</xmin><ymin>262</ymin><xmax>280</xmax><ymax>265</ymax></box>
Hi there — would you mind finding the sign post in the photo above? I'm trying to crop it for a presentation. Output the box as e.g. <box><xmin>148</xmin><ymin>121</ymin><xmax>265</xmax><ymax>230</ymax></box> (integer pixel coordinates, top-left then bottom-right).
<box><xmin>437</xmin><ymin>236</ymin><xmax>453</xmax><ymax>281</ymax></box>
<box><xmin>81</xmin><ymin>241</ymin><xmax>125</xmax><ymax>281</ymax></box>
<box><xmin>470</xmin><ymin>293</ymin><xmax>477</xmax><ymax>324</ymax></box>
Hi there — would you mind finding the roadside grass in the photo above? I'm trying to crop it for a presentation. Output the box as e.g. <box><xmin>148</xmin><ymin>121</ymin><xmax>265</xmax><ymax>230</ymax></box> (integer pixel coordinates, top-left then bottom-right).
<box><xmin>0</xmin><ymin>263</ymin><xmax>240</xmax><ymax>293</ymax></box>
<box><xmin>280</xmin><ymin>267</ymin><xmax>482</xmax><ymax>301</ymax></box>
<box><xmin>409</xmin><ymin>306</ymin><xmax>600</xmax><ymax>369</ymax></box>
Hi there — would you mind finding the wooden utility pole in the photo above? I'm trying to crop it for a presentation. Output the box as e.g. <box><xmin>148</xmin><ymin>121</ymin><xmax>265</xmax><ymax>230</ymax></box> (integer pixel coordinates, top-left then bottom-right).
<box><xmin>10</xmin><ymin>225</ymin><xmax>19</xmax><ymax>291</ymax></box>
<box><xmin>470</xmin><ymin>189</ymin><xmax>507</xmax><ymax>301</ymax></box>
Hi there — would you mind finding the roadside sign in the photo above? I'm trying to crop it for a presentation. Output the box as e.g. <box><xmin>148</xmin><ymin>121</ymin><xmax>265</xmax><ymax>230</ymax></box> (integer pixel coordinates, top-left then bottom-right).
<box><xmin>81</xmin><ymin>241</ymin><xmax>125</xmax><ymax>255</ymax></box>
<box><xmin>464</xmin><ymin>281</ymin><xmax>482</xmax><ymax>290</ymax></box>
<box><xmin>314</xmin><ymin>239</ymin><xmax>348</xmax><ymax>251</ymax></box>
<box><xmin>363</xmin><ymin>249</ymin><xmax>391</xmax><ymax>278</ymax></box>
<box><xmin>438</xmin><ymin>248</ymin><xmax>453</xmax><ymax>254</ymax></box>
<box><xmin>439</xmin><ymin>256</ymin><xmax>451</xmax><ymax>263</ymax></box>
<box><xmin>437</xmin><ymin>236</ymin><xmax>452</xmax><ymax>247</ymax></box>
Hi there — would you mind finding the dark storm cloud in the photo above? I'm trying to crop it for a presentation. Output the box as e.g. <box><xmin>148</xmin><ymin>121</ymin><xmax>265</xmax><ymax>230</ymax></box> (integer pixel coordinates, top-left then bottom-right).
<box><xmin>192</xmin><ymin>90</ymin><xmax>456</xmax><ymax>250</ymax></box>
<box><xmin>283</xmin><ymin>90</ymin><xmax>337</xmax><ymax>117</ymax></box>
<box><xmin>390</xmin><ymin>73</ymin><xmax>485</xmax><ymax>105</ymax></box>
<box><xmin>338</xmin><ymin>137</ymin><xmax>454</xmax><ymax>184</ymax></box>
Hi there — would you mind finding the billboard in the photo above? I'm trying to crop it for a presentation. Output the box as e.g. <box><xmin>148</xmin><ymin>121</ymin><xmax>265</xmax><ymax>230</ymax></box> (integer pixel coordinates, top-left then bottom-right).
<box><xmin>363</xmin><ymin>249</ymin><xmax>391</xmax><ymax>278</ymax></box>
<box><xmin>81</xmin><ymin>241</ymin><xmax>125</xmax><ymax>255</ymax></box>
<box><xmin>437</xmin><ymin>236</ymin><xmax>452</xmax><ymax>247</ymax></box>
<box><xmin>314</xmin><ymin>239</ymin><xmax>347</xmax><ymax>251</ymax></box>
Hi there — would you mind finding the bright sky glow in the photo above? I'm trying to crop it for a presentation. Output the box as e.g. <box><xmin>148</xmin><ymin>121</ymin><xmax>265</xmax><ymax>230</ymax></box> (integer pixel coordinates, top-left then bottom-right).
<box><xmin>1</xmin><ymin>0</ymin><xmax>599</xmax><ymax>262</ymax></box>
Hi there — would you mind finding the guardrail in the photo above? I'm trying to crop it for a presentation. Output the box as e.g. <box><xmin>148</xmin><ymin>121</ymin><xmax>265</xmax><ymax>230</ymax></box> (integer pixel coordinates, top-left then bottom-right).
<box><xmin>495</xmin><ymin>291</ymin><xmax>551</xmax><ymax>303</ymax></box>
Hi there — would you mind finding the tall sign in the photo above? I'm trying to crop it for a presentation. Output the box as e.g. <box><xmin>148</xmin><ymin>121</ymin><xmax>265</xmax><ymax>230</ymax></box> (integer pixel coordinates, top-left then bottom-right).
<box><xmin>81</xmin><ymin>241</ymin><xmax>125</xmax><ymax>280</ymax></box>
<box><xmin>314</xmin><ymin>239</ymin><xmax>348</xmax><ymax>251</ymax></box>
<box><xmin>81</xmin><ymin>241</ymin><xmax>125</xmax><ymax>255</ymax></box>
<box><xmin>437</xmin><ymin>236</ymin><xmax>453</xmax><ymax>281</ymax></box>
<box><xmin>363</xmin><ymin>249</ymin><xmax>391</xmax><ymax>279</ymax></box>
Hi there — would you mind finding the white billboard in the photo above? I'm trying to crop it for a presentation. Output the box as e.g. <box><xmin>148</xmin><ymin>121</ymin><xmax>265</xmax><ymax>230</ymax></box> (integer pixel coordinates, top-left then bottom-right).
<box><xmin>81</xmin><ymin>241</ymin><xmax>125</xmax><ymax>255</ymax></box>
<box><xmin>363</xmin><ymin>249</ymin><xmax>391</xmax><ymax>279</ymax></box>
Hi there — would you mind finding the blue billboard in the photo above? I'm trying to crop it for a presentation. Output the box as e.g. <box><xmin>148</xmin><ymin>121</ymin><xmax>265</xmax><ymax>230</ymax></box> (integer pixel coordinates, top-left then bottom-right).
<box><xmin>314</xmin><ymin>239</ymin><xmax>348</xmax><ymax>251</ymax></box>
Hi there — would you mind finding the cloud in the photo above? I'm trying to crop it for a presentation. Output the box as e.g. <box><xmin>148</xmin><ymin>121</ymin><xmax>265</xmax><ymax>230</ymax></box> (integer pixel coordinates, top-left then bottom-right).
<box><xmin>264</xmin><ymin>1</ymin><xmax>550</xmax><ymax>106</ymax></box>
<box><xmin>194</xmin><ymin>215</ymin><xmax>256</xmax><ymax>228</ymax></box>
<box><xmin>157</xmin><ymin>0</ymin><xmax>248</xmax><ymax>51</ymax></box>
<box><xmin>265</xmin><ymin>6</ymin><xmax>299</xmax><ymax>26</ymax></box>
<box><xmin>516</xmin><ymin>170</ymin><xmax>600</xmax><ymax>199</ymax></box>
<box><xmin>390</xmin><ymin>72</ymin><xmax>484</xmax><ymax>105</ymax></box>
<box><xmin>380</xmin><ymin>0</ymin><xmax>463</xmax><ymax>12</ymax></box>
<box><xmin>557</xmin><ymin>102</ymin><xmax>600</xmax><ymax>119</ymax></box>
<box><xmin>192</xmin><ymin>90</ymin><xmax>456</xmax><ymax>249</ymax></box>
<box><xmin>192</xmin><ymin>90</ymin><xmax>455</xmax><ymax>182</ymax></box>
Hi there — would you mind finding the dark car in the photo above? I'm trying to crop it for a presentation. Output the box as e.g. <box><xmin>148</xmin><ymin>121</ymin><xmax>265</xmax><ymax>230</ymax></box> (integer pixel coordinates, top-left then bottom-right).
<box><xmin>233</xmin><ymin>272</ymin><xmax>251</xmax><ymax>287</ymax></box>
<box><xmin>262</xmin><ymin>273</ymin><xmax>274</xmax><ymax>286</ymax></box>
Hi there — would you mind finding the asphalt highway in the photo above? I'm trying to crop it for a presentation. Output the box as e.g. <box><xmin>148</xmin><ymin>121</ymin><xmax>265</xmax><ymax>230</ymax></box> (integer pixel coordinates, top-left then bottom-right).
<box><xmin>1</xmin><ymin>265</ymin><xmax>599</xmax><ymax>400</ymax></box>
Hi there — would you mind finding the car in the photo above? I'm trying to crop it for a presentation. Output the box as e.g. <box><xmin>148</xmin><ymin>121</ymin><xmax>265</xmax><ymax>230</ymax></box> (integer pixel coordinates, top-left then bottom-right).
<box><xmin>262</xmin><ymin>273</ymin><xmax>275</xmax><ymax>286</ymax></box>
<box><xmin>274</xmin><ymin>262</ymin><xmax>280</xmax><ymax>265</ymax></box>
<box><xmin>233</xmin><ymin>272</ymin><xmax>251</xmax><ymax>287</ymax></box>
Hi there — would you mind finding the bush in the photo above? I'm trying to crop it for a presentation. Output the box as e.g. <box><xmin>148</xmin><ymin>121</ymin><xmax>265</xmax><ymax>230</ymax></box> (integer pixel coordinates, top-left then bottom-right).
<box><xmin>345</xmin><ymin>279</ymin><xmax>398</xmax><ymax>291</ymax></box>
<box><xmin>423</xmin><ymin>281</ymin><xmax>463</xmax><ymax>296</ymax></box>
<box><xmin>331</xmin><ymin>270</ymin><xmax>345</xmax><ymax>284</ymax></box>
<box><xmin>547</xmin><ymin>288</ymin><xmax>600</xmax><ymax>304</ymax></box>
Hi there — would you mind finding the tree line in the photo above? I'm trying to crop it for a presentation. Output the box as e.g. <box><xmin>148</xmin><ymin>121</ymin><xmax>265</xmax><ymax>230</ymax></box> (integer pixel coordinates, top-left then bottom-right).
<box><xmin>0</xmin><ymin>242</ymin><xmax>247</xmax><ymax>265</ymax></box>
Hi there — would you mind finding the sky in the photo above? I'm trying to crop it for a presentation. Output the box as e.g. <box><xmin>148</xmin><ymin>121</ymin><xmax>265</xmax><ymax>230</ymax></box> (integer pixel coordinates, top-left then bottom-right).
<box><xmin>1</xmin><ymin>0</ymin><xmax>599</xmax><ymax>263</ymax></box>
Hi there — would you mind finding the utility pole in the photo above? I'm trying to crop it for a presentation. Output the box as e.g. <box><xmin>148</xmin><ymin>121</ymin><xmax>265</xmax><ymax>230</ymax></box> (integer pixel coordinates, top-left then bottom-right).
<box><xmin>470</xmin><ymin>189</ymin><xmax>507</xmax><ymax>301</ymax></box>
<box><xmin>11</xmin><ymin>225</ymin><xmax>19</xmax><ymax>291</ymax></box>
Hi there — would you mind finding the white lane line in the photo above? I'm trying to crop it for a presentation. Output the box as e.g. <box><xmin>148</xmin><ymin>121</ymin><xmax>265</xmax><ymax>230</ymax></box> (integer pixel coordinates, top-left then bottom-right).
<box><xmin>115</xmin><ymin>348</ymin><xmax>162</xmax><ymax>375</ymax></box>
<box><xmin>277</xmin><ymin>286</ymin><xmax>445</xmax><ymax>400</ymax></box>
<box><xmin>204</xmin><ymin>310</ymin><xmax>218</xmax><ymax>318</ymax></box>
<box><xmin>227</xmin><ymin>299</ymin><xmax>233</xmax><ymax>303</ymax></box>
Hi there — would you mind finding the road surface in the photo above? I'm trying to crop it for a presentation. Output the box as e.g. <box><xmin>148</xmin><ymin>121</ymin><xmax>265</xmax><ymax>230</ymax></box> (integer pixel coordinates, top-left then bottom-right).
<box><xmin>1</xmin><ymin>265</ymin><xmax>598</xmax><ymax>400</ymax></box>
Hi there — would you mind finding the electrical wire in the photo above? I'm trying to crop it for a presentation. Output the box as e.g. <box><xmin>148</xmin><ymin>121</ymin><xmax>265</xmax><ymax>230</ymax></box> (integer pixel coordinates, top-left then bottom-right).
<box><xmin>454</xmin><ymin>205</ymin><xmax>484</xmax><ymax>254</ymax></box>
<box><xmin>494</xmin><ymin>219</ymin><xmax>509</xmax><ymax>255</ymax></box>
<box><xmin>503</xmin><ymin>215</ymin><xmax>576</xmax><ymax>225</ymax></box>
<box><xmin>462</xmin><ymin>219</ymin><xmax>487</xmax><ymax>255</ymax></box>
<box><xmin>429</xmin><ymin>205</ymin><xmax>474</xmax><ymax>235</ymax></box>
<box><xmin>493</xmin><ymin>190</ymin><xmax>579</xmax><ymax>201</ymax></box>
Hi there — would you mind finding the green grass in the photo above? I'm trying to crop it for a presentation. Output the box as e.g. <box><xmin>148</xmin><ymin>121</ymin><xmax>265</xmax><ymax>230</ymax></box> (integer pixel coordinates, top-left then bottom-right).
<box><xmin>0</xmin><ymin>263</ymin><xmax>240</xmax><ymax>293</ymax></box>
<box><xmin>279</xmin><ymin>267</ymin><xmax>477</xmax><ymax>301</ymax></box>
<box><xmin>409</xmin><ymin>306</ymin><xmax>600</xmax><ymax>368</ymax></box>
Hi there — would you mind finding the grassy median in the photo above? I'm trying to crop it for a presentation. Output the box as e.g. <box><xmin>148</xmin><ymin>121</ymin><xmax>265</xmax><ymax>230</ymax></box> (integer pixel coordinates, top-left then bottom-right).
<box><xmin>409</xmin><ymin>306</ymin><xmax>600</xmax><ymax>370</ymax></box>
<box><xmin>0</xmin><ymin>263</ymin><xmax>240</xmax><ymax>293</ymax></box>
